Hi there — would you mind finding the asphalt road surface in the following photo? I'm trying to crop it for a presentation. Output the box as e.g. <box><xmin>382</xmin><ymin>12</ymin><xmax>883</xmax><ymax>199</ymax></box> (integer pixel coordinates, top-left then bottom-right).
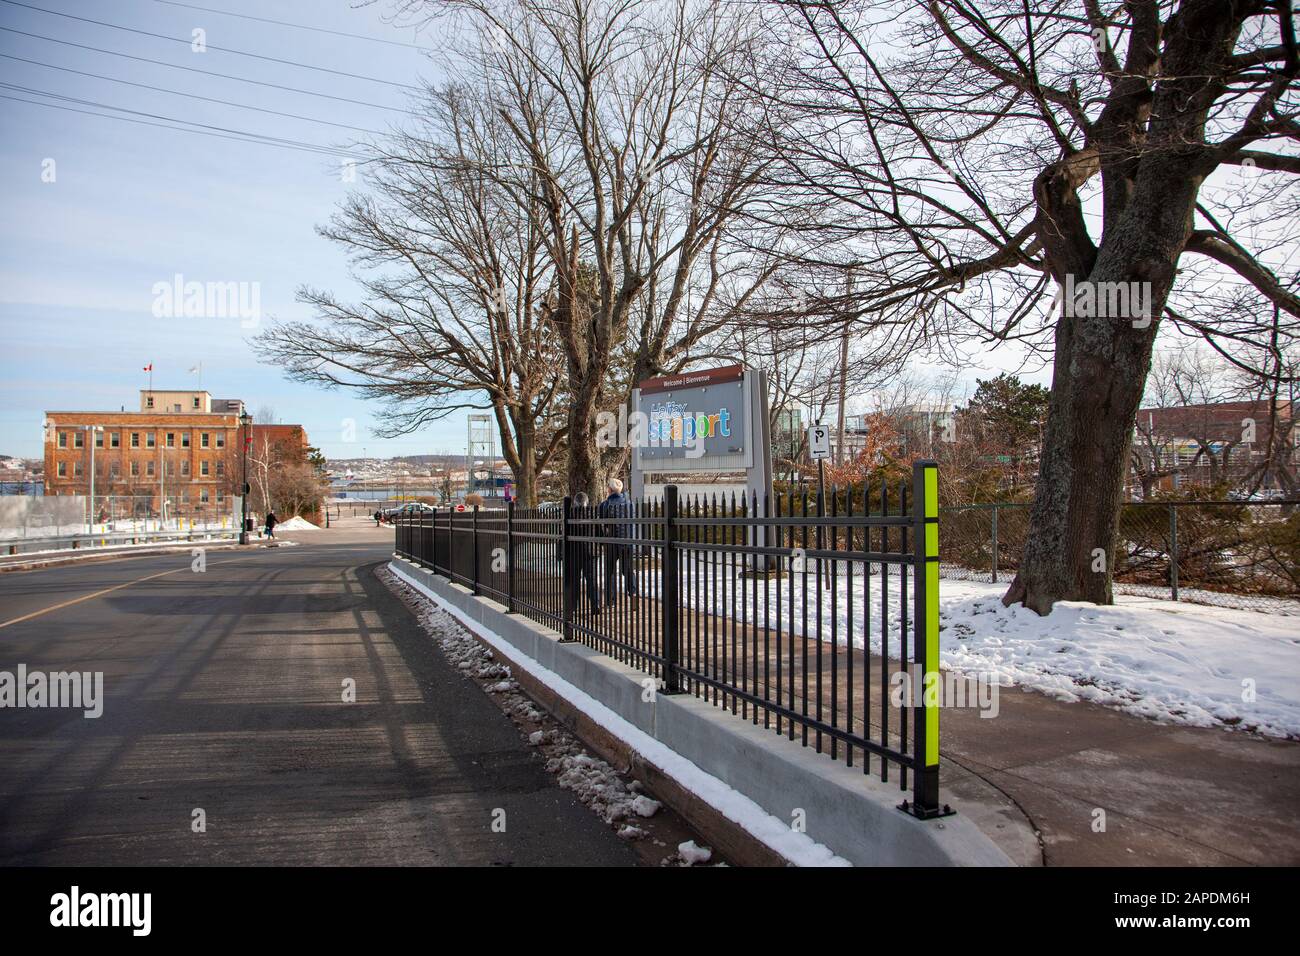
<box><xmin>0</xmin><ymin>522</ymin><xmax>639</xmax><ymax>866</ymax></box>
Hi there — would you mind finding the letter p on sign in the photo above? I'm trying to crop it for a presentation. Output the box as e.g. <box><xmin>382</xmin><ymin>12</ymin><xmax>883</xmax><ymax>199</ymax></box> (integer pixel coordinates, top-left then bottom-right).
<box><xmin>808</xmin><ymin>425</ymin><xmax>831</xmax><ymax>461</ymax></box>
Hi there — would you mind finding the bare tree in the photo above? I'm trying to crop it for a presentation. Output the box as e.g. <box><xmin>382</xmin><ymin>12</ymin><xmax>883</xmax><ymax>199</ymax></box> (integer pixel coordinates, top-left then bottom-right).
<box><xmin>393</xmin><ymin>0</ymin><xmax>780</xmax><ymax>496</ymax></box>
<box><xmin>752</xmin><ymin>0</ymin><xmax>1299</xmax><ymax>612</ymax></box>
<box><xmin>255</xmin><ymin>85</ymin><xmax>564</xmax><ymax>505</ymax></box>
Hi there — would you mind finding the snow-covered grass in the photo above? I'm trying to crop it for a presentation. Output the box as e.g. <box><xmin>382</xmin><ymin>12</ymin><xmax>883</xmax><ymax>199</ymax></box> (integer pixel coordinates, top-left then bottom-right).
<box><xmin>675</xmin><ymin>554</ymin><xmax>1300</xmax><ymax>739</ymax></box>
<box><xmin>938</xmin><ymin>580</ymin><xmax>1300</xmax><ymax>738</ymax></box>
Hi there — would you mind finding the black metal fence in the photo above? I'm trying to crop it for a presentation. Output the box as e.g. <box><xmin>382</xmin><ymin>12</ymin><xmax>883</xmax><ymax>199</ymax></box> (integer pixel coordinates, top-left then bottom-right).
<box><xmin>940</xmin><ymin>499</ymin><xmax>1300</xmax><ymax>611</ymax></box>
<box><xmin>396</xmin><ymin>460</ymin><xmax>946</xmax><ymax>818</ymax></box>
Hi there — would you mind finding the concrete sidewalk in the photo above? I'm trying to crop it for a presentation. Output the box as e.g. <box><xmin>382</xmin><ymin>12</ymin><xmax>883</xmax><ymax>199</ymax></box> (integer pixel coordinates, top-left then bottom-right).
<box><xmin>938</xmin><ymin>681</ymin><xmax>1300</xmax><ymax>865</ymax></box>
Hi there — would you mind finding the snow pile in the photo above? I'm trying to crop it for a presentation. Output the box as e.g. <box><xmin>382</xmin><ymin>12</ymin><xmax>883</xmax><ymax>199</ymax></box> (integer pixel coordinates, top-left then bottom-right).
<box><xmin>274</xmin><ymin>516</ymin><xmax>320</xmax><ymax>531</ymax></box>
<box><xmin>676</xmin><ymin>840</ymin><xmax>713</xmax><ymax>866</ymax></box>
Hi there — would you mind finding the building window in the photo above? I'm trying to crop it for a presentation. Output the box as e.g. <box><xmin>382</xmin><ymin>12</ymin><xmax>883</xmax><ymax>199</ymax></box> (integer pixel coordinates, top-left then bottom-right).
<box><xmin>201</xmin><ymin>460</ymin><xmax>210</xmax><ymax>476</ymax></box>
<box><xmin>166</xmin><ymin>432</ymin><xmax>175</xmax><ymax>448</ymax></box>
<box><xmin>201</xmin><ymin>490</ymin><xmax>210</xmax><ymax>504</ymax></box>
<box><xmin>57</xmin><ymin>462</ymin><xmax>66</xmax><ymax>477</ymax></box>
<box><xmin>95</xmin><ymin>430</ymin><xmax>104</xmax><ymax>448</ymax></box>
<box><xmin>181</xmin><ymin>432</ymin><xmax>190</xmax><ymax>448</ymax></box>
<box><xmin>110</xmin><ymin>432</ymin><xmax>120</xmax><ymax>448</ymax></box>
<box><xmin>73</xmin><ymin>461</ymin><xmax>83</xmax><ymax>476</ymax></box>
<box><xmin>215</xmin><ymin>461</ymin><xmax>224</xmax><ymax>476</ymax></box>
<box><xmin>131</xmin><ymin>432</ymin><xmax>140</xmax><ymax>448</ymax></box>
<box><xmin>192</xmin><ymin>396</ymin><xmax>201</xmax><ymax>409</ymax></box>
<box><xmin>215</xmin><ymin>433</ymin><xmax>226</xmax><ymax>448</ymax></box>
<box><xmin>146</xmin><ymin>461</ymin><xmax>155</xmax><ymax>476</ymax></box>
<box><xmin>146</xmin><ymin>432</ymin><xmax>156</xmax><ymax>448</ymax></box>
<box><xmin>110</xmin><ymin>463</ymin><xmax>120</xmax><ymax>478</ymax></box>
<box><xmin>181</xmin><ymin>461</ymin><xmax>190</xmax><ymax>476</ymax></box>
<box><xmin>146</xmin><ymin>395</ymin><xmax>155</xmax><ymax>408</ymax></box>
<box><xmin>58</xmin><ymin>431</ymin><xmax>67</xmax><ymax>448</ymax></box>
<box><xmin>201</xmin><ymin>432</ymin><xmax>209</xmax><ymax>448</ymax></box>
<box><xmin>131</xmin><ymin>462</ymin><xmax>139</xmax><ymax>476</ymax></box>
<box><xmin>73</xmin><ymin>431</ymin><xmax>84</xmax><ymax>448</ymax></box>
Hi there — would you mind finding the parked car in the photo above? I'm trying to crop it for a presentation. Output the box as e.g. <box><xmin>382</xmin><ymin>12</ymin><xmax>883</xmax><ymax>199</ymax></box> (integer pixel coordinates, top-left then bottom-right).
<box><xmin>384</xmin><ymin>502</ymin><xmax>435</xmax><ymax>520</ymax></box>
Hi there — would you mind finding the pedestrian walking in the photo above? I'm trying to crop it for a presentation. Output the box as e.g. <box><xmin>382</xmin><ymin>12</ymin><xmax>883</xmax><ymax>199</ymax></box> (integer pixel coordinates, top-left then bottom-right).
<box><xmin>564</xmin><ymin>492</ymin><xmax>602</xmax><ymax>615</ymax></box>
<box><xmin>264</xmin><ymin>510</ymin><xmax>278</xmax><ymax>539</ymax></box>
<box><xmin>598</xmin><ymin>478</ymin><xmax>638</xmax><ymax>601</ymax></box>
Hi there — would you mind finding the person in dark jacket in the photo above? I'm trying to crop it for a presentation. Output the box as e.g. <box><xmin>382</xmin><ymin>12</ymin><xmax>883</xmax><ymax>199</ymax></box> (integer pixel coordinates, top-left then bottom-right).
<box><xmin>373</xmin><ymin>509</ymin><xmax>382</xmax><ymax>527</ymax></box>
<box><xmin>563</xmin><ymin>492</ymin><xmax>601</xmax><ymax>615</ymax></box>
<box><xmin>599</xmin><ymin>478</ymin><xmax>638</xmax><ymax>600</ymax></box>
<box><xmin>264</xmin><ymin>510</ymin><xmax>278</xmax><ymax>539</ymax></box>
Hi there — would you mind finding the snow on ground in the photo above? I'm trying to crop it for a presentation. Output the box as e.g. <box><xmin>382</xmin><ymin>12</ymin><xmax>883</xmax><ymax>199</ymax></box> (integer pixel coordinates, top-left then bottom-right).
<box><xmin>677</xmin><ymin>555</ymin><xmax>1300</xmax><ymax>739</ymax></box>
<box><xmin>492</xmin><ymin>550</ymin><xmax>1300</xmax><ymax>738</ymax></box>
<box><xmin>938</xmin><ymin>580</ymin><xmax>1300</xmax><ymax>738</ymax></box>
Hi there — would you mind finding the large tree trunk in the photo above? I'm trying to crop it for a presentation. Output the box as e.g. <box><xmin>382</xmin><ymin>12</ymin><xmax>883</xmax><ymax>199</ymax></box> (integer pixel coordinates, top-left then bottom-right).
<box><xmin>565</xmin><ymin>375</ymin><xmax>602</xmax><ymax>499</ymax></box>
<box><xmin>1006</xmin><ymin>165</ymin><xmax>1198</xmax><ymax>613</ymax></box>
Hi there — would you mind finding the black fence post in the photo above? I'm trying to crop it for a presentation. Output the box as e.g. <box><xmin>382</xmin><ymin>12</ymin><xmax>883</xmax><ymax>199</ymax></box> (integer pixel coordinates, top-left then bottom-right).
<box><xmin>428</xmin><ymin>508</ymin><xmax>436</xmax><ymax>569</ymax></box>
<box><xmin>560</xmin><ymin>496</ymin><xmax>573</xmax><ymax>641</ymax></box>
<box><xmin>506</xmin><ymin>499</ymin><xmax>516</xmax><ymax>613</ymax></box>
<box><xmin>661</xmin><ymin>485</ymin><xmax>681</xmax><ymax>694</ymax></box>
<box><xmin>472</xmin><ymin>505</ymin><xmax>480</xmax><ymax>595</ymax></box>
<box><xmin>906</xmin><ymin>460</ymin><xmax>946</xmax><ymax>819</ymax></box>
<box><xmin>447</xmin><ymin>505</ymin><xmax>455</xmax><ymax>580</ymax></box>
<box><xmin>1169</xmin><ymin>504</ymin><xmax>1179</xmax><ymax>601</ymax></box>
<box><xmin>990</xmin><ymin>504</ymin><xmax>999</xmax><ymax>584</ymax></box>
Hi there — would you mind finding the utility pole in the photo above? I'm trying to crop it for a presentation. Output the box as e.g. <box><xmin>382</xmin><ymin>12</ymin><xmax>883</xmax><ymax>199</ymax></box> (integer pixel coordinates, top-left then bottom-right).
<box><xmin>85</xmin><ymin>424</ymin><xmax>101</xmax><ymax>535</ymax></box>
<box><xmin>835</xmin><ymin>272</ymin><xmax>853</xmax><ymax>465</ymax></box>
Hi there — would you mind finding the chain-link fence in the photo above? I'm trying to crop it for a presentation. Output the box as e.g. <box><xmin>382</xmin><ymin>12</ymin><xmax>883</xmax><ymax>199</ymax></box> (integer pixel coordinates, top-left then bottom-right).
<box><xmin>940</xmin><ymin>500</ymin><xmax>1300</xmax><ymax>612</ymax></box>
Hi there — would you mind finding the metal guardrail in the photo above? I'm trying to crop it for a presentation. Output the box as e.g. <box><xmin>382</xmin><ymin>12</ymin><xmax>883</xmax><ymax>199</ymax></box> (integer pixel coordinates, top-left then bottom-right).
<box><xmin>0</xmin><ymin>528</ymin><xmax>238</xmax><ymax>556</ymax></box>
<box><xmin>396</xmin><ymin>460</ymin><xmax>947</xmax><ymax>819</ymax></box>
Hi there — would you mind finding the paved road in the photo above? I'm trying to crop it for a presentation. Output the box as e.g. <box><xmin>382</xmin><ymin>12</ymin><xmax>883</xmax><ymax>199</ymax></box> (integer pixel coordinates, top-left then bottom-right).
<box><xmin>0</xmin><ymin>523</ymin><xmax>639</xmax><ymax>865</ymax></box>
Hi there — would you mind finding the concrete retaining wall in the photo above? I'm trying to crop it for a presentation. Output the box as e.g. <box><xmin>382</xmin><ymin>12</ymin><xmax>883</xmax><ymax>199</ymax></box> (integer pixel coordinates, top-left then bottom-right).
<box><xmin>390</xmin><ymin>558</ymin><xmax>1012</xmax><ymax>867</ymax></box>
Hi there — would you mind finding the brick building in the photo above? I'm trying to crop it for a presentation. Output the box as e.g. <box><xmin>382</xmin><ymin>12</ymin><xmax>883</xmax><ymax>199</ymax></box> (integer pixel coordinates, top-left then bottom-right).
<box><xmin>1132</xmin><ymin>399</ymin><xmax>1296</xmax><ymax>494</ymax></box>
<box><xmin>43</xmin><ymin>390</ymin><xmax>311</xmax><ymax>520</ymax></box>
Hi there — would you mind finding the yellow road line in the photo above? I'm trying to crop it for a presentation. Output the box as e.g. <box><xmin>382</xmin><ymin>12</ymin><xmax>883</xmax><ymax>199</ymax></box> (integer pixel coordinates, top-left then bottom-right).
<box><xmin>0</xmin><ymin>556</ymin><xmax>254</xmax><ymax>630</ymax></box>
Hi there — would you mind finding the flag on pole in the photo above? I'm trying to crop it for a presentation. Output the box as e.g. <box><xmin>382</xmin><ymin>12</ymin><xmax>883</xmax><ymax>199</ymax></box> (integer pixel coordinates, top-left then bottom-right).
<box><xmin>143</xmin><ymin>363</ymin><xmax>153</xmax><ymax>372</ymax></box>
<box><xmin>188</xmin><ymin>365</ymin><xmax>199</xmax><ymax>374</ymax></box>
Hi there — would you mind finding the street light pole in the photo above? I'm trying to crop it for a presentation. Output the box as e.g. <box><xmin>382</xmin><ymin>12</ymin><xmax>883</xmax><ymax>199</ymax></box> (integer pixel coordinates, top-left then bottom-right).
<box><xmin>85</xmin><ymin>425</ymin><xmax>101</xmax><ymax>535</ymax></box>
<box><xmin>239</xmin><ymin>411</ymin><xmax>252</xmax><ymax>544</ymax></box>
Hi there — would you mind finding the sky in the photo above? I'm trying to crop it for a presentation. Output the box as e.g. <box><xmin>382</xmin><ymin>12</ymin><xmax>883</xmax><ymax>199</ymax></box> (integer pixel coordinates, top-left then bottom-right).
<box><xmin>0</xmin><ymin>0</ymin><xmax>1053</xmax><ymax>463</ymax></box>
<box><xmin>0</xmin><ymin>0</ymin><xmax>479</xmax><ymax>460</ymax></box>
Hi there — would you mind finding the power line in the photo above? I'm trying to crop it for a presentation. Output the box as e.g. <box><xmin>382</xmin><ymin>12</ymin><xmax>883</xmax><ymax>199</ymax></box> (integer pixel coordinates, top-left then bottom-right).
<box><xmin>0</xmin><ymin>92</ymin><xmax>363</xmax><ymax>159</ymax></box>
<box><xmin>0</xmin><ymin>27</ymin><xmax>422</xmax><ymax>114</ymax></box>
<box><xmin>0</xmin><ymin>82</ymin><xmax>365</xmax><ymax>158</ymax></box>
<box><xmin>0</xmin><ymin>0</ymin><xmax>422</xmax><ymax>90</ymax></box>
<box><xmin>149</xmin><ymin>0</ymin><xmax>438</xmax><ymax>52</ymax></box>
<box><xmin>0</xmin><ymin>52</ymin><xmax>388</xmax><ymax>134</ymax></box>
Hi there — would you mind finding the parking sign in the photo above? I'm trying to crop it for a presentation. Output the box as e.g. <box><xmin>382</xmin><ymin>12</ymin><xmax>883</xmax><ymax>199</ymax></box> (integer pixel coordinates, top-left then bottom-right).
<box><xmin>808</xmin><ymin>425</ymin><xmax>831</xmax><ymax>460</ymax></box>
